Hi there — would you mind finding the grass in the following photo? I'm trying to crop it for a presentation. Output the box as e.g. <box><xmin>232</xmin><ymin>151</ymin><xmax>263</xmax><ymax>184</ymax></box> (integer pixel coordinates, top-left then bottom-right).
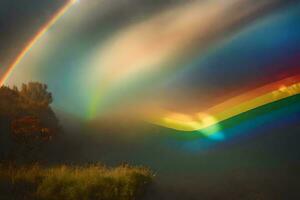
<box><xmin>0</xmin><ymin>164</ymin><xmax>154</xmax><ymax>200</ymax></box>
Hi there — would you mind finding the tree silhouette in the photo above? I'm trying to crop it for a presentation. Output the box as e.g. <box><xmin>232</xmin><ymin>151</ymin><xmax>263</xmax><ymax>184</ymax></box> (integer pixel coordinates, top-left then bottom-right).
<box><xmin>20</xmin><ymin>82</ymin><xmax>53</xmax><ymax>107</ymax></box>
<box><xmin>0</xmin><ymin>82</ymin><xmax>60</xmax><ymax>162</ymax></box>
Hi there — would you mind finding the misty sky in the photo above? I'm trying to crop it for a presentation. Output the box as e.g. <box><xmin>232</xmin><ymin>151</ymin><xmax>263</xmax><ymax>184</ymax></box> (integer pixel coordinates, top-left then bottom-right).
<box><xmin>0</xmin><ymin>0</ymin><xmax>67</xmax><ymax>72</ymax></box>
<box><xmin>1</xmin><ymin>0</ymin><xmax>300</xmax><ymax>128</ymax></box>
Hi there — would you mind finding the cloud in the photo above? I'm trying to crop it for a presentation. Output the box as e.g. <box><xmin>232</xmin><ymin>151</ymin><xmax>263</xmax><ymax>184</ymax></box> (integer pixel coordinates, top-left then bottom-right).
<box><xmin>6</xmin><ymin>0</ymin><xmax>297</xmax><ymax>119</ymax></box>
<box><xmin>85</xmin><ymin>0</ymin><xmax>291</xmax><ymax>114</ymax></box>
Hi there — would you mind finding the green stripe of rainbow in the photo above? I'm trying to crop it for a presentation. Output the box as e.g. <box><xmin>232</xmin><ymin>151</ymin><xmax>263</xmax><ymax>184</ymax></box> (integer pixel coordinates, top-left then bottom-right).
<box><xmin>151</xmin><ymin>74</ymin><xmax>300</xmax><ymax>131</ymax></box>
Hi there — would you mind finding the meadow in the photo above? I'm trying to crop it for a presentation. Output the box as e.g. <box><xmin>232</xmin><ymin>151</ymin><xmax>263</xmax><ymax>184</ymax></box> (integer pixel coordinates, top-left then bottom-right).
<box><xmin>0</xmin><ymin>164</ymin><xmax>154</xmax><ymax>200</ymax></box>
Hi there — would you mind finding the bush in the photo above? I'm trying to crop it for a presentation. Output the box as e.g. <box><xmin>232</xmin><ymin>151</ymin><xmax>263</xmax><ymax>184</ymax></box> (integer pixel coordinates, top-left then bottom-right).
<box><xmin>0</xmin><ymin>164</ymin><xmax>154</xmax><ymax>200</ymax></box>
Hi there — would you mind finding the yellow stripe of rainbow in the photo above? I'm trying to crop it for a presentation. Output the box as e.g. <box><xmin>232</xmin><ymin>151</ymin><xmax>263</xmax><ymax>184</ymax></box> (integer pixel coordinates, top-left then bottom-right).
<box><xmin>152</xmin><ymin>74</ymin><xmax>300</xmax><ymax>131</ymax></box>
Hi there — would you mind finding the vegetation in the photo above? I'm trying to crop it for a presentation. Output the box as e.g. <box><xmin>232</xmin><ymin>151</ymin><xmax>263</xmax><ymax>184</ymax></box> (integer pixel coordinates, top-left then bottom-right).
<box><xmin>0</xmin><ymin>82</ymin><xmax>155</xmax><ymax>199</ymax></box>
<box><xmin>0</xmin><ymin>164</ymin><xmax>154</xmax><ymax>200</ymax></box>
<box><xmin>0</xmin><ymin>82</ymin><xmax>60</xmax><ymax>162</ymax></box>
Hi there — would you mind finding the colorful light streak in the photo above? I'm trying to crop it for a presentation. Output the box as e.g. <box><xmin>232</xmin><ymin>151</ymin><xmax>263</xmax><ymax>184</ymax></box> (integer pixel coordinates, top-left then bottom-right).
<box><xmin>152</xmin><ymin>75</ymin><xmax>300</xmax><ymax>132</ymax></box>
<box><xmin>0</xmin><ymin>0</ymin><xmax>76</xmax><ymax>87</ymax></box>
<box><xmin>175</xmin><ymin>94</ymin><xmax>300</xmax><ymax>151</ymax></box>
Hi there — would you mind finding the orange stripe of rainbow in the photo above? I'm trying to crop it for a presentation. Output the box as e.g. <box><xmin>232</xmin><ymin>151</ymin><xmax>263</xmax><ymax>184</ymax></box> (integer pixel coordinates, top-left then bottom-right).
<box><xmin>0</xmin><ymin>0</ymin><xmax>76</xmax><ymax>87</ymax></box>
<box><xmin>151</xmin><ymin>74</ymin><xmax>300</xmax><ymax>131</ymax></box>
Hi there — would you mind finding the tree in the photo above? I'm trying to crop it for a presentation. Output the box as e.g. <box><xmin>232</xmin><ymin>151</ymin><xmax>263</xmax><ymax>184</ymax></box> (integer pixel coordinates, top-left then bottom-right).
<box><xmin>0</xmin><ymin>82</ymin><xmax>60</xmax><ymax>162</ymax></box>
<box><xmin>20</xmin><ymin>82</ymin><xmax>53</xmax><ymax>107</ymax></box>
<box><xmin>0</xmin><ymin>86</ymin><xmax>20</xmax><ymax>117</ymax></box>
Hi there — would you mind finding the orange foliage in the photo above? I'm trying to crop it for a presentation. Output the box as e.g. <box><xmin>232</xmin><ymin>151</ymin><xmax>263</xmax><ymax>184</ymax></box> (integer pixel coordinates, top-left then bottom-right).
<box><xmin>11</xmin><ymin>116</ymin><xmax>54</xmax><ymax>142</ymax></box>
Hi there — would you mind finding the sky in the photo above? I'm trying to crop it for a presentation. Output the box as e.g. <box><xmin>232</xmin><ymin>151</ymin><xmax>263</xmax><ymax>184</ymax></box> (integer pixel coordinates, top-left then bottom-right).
<box><xmin>1</xmin><ymin>0</ymin><xmax>300</xmax><ymax>145</ymax></box>
<box><xmin>0</xmin><ymin>0</ymin><xmax>67</xmax><ymax>72</ymax></box>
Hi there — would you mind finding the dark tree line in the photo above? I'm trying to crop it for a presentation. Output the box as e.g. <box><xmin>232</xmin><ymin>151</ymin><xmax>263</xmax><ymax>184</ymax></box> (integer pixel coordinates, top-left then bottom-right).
<box><xmin>0</xmin><ymin>82</ymin><xmax>61</xmax><ymax>163</ymax></box>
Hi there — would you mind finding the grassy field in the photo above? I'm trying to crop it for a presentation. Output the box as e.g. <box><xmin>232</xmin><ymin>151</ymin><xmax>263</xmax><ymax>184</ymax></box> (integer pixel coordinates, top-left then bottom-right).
<box><xmin>0</xmin><ymin>164</ymin><xmax>154</xmax><ymax>200</ymax></box>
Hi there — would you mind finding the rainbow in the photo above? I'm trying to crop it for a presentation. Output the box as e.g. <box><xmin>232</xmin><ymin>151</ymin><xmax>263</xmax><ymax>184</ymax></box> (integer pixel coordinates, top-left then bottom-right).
<box><xmin>0</xmin><ymin>0</ymin><xmax>76</xmax><ymax>87</ymax></box>
<box><xmin>152</xmin><ymin>74</ymin><xmax>300</xmax><ymax>132</ymax></box>
<box><xmin>1</xmin><ymin>0</ymin><xmax>299</xmax><ymax>144</ymax></box>
<box><xmin>169</xmin><ymin>93</ymin><xmax>300</xmax><ymax>151</ymax></box>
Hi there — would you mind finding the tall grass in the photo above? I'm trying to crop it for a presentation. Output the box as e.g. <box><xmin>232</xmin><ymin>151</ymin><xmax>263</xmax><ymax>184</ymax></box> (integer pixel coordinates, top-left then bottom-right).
<box><xmin>0</xmin><ymin>164</ymin><xmax>154</xmax><ymax>200</ymax></box>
